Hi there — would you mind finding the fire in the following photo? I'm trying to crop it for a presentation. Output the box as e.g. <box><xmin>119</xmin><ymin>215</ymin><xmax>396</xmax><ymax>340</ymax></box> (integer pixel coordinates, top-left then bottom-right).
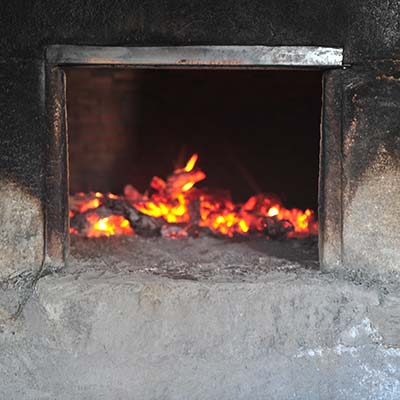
<box><xmin>267</xmin><ymin>206</ymin><xmax>279</xmax><ymax>217</ymax></box>
<box><xmin>85</xmin><ymin>214</ymin><xmax>134</xmax><ymax>238</ymax></box>
<box><xmin>183</xmin><ymin>153</ymin><xmax>198</xmax><ymax>172</ymax></box>
<box><xmin>80</xmin><ymin>198</ymin><xmax>101</xmax><ymax>213</ymax></box>
<box><xmin>70</xmin><ymin>154</ymin><xmax>318</xmax><ymax>238</ymax></box>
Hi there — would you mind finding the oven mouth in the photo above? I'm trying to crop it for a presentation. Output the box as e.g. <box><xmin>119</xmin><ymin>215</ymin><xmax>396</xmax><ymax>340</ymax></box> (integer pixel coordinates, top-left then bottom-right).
<box><xmin>64</xmin><ymin>65</ymin><xmax>322</xmax><ymax>273</ymax></box>
<box><xmin>43</xmin><ymin>45</ymin><xmax>344</xmax><ymax>270</ymax></box>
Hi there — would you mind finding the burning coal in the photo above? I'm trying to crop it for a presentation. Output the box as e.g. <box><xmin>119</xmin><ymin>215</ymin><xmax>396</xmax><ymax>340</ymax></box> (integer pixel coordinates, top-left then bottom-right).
<box><xmin>70</xmin><ymin>154</ymin><xmax>318</xmax><ymax>239</ymax></box>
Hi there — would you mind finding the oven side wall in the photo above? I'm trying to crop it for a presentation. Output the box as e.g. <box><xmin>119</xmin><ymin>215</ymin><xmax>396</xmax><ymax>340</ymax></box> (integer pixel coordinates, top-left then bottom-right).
<box><xmin>0</xmin><ymin>61</ymin><xmax>46</xmax><ymax>280</ymax></box>
<box><xmin>321</xmin><ymin>65</ymin><xmax>400</xmax><ymax>276</ymax></box>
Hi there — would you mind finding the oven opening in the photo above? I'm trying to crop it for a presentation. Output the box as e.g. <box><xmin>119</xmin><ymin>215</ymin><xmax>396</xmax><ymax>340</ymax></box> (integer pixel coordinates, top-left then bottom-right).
<box><xmin>66</xmin><ymin>68</ymin><xmax>322</xmax><ymax>271</ymax></box>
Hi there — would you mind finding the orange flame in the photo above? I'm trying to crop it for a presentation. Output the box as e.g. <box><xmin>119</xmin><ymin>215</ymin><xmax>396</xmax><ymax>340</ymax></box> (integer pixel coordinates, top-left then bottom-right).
<box><xmin>70</xmin><ymin>154</ymin><xmax>318</xmax><ymax>238</ymax></box>
<box><xmin>183</xmin><ymin>153</ymin><xmax>198</xmax><ymax>172</ymax></box>
<box><xmin>85</xmin><ymin>214</ymin><xmax>134</xmax><ymax>238</ymax></box>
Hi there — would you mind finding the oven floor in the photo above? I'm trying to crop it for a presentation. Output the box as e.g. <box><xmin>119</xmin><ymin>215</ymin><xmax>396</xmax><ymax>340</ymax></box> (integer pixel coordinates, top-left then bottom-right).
<box><xmin>69</xmin><ymin>235</ymin><xmax>318</xmax><ymax>281</ymax></box>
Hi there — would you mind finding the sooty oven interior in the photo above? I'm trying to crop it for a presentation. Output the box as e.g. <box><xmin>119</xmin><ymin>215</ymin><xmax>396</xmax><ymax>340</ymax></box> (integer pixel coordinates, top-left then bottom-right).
<box><xmin>66</xmin><ymin>67</ymin><xmax>322</xmax><ymax>272</ymax></box>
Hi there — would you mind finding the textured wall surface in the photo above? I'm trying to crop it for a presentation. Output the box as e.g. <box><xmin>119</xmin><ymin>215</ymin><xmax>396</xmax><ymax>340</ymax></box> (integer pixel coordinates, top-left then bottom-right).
<box><xmin>321</xmin><ymin>65</ymin><xmax>400</xmax><ymax>276</ymax></box>
<box><xmin>0</xmin><ymin>269</ymin><xmax>399</xmax><ymax>399</ymax></box>
<box><xmin>0</xmin><ymin>61</ymin><xmax>45</xmax><ymax>279</ymax></box>
<box><xmin>1</xmin><ymin>0</ymin><xmax>400</xmax><ymax>63</ymax></box>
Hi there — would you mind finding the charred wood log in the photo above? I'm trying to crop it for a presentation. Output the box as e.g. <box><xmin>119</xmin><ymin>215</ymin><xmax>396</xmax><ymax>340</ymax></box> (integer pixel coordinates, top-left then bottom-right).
<box><xmin>164</xmin><ymin>169</ymin><xmax>206</xmax><ymax>196</ymax></box>
<box><xmin>70</xmin><ymin>205</ymin><xmax>112</xmax><ymax>234</ymax></box>
<box><xmin>102</xmin><ymin>198</ymin><xmax>163</xmax><ymax>237</ymax></box>
<box><xmin>260</xmin><ymin>217</ymin><xmax>294</xmax><ymax>239</ymax></box>
<box><xmin>70</xmin><ymin>198</ymin><xmax>163</xmax><ymax>237</ymax></box>
<box><xmin>187</xmin><ymin>195</ymin><xmax>201</xmax><ymax>224</ymax></box>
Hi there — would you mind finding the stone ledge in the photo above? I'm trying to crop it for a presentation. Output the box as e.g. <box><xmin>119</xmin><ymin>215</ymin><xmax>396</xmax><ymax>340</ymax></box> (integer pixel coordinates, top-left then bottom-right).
<box><xmin>0</xmin><ymin>268</ymin><xmax>399</xmax><ymax>399</ymax></box>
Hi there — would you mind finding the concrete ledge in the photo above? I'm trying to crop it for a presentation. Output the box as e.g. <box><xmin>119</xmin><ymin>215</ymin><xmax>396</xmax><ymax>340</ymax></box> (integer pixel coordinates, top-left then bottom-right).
<box><xmin>0</xmin><ymin>269</ymin><xmax>399</xmax><ymax>399</ymax></box>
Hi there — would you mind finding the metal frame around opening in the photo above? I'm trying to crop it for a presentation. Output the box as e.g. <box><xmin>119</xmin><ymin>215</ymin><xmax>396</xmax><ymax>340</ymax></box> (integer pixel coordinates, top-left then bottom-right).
<box><xmin>46</xmin><ymin>45</ymin><xmax>343</xmax><ymax>67</ymax></box>
<box><xmin>44</xmin><ymin>45</ymin><xmax>343</xmax><ymax>267</ymax></box>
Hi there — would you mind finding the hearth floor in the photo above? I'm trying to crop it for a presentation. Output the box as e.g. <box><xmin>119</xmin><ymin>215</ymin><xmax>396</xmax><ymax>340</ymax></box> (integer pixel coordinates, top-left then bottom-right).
<box><xmin>68</xmin><ymin>235</ymin><xmax>318</xmax><ymax>282</ymax></box>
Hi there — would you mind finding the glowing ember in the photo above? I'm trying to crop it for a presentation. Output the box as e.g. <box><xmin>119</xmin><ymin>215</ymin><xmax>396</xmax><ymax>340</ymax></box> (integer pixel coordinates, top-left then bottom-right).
<box><xmin>70</xmin><ymin>154</ymin><xmax>318</xmax><ymax>238</ymax></box>
<box><xmin>85</xmin><ymin>214</ymin><xmax>134</xmax><ymax>238</ymax></box>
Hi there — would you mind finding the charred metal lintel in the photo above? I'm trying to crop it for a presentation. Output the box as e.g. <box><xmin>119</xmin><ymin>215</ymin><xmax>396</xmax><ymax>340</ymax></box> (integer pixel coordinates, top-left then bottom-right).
<box><xmin>46</xmin><ymin>46</ymin><xmax>343</xmax><ymax>68</ymax></box>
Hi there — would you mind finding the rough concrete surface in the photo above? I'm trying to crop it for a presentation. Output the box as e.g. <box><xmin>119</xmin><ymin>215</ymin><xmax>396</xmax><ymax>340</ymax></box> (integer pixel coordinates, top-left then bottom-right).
<box><xmin>320</xmin><ymin>65</ymin><xmax>400</xmax><ymax>276</ymax></box>
<box><xmin>1</xmin><ymin>0</ymin><xmax>400</xmax><ymax>63</ymax></box>
<box><xmin>0</xmin><ymin>60</ymin><xmax>46</xmax><ymax>280</ymax></box>
<box><xmin>341</xmin><ymin>66</ymin><xmax>400</xmax><ymax>275</ymax></box>
<box><xmin>0</xmin><ymin>250</ymin><xmax>399</xmax><ymax>399</ymax></box>
<box><xmin>69</xmin><ymin>235</ymin><xmax>319</xmax><ymax>281</ymax></box>
<box><xmin>0</xmin><ymin>180</ymin><xmax>44</xmax><ymax>281</ymax></box>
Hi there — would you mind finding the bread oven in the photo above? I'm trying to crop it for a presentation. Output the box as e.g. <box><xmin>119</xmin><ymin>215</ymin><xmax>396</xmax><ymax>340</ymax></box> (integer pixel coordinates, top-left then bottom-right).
<box><xmin>37</xmin><ymin>46</ymin><xmax>399</xmax><ymax>277</ymax></box>
<box><xmin>1</xmin><ymin>3</ymin><xmax>399</xmax><ymax>398</ymax></box>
